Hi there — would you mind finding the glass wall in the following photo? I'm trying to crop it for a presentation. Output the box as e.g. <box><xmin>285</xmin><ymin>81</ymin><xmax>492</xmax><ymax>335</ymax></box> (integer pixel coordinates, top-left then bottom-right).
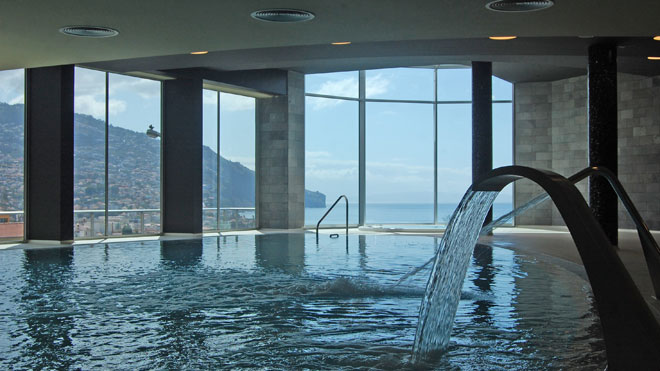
<box><xmin>305</xmin><ymin>67</ymin><xmax>514</xmax><ymax>227</ymax></box>
<box><xmin>492</xmin><ymin>76</ymin><xmax>514</xmax><ymax>219</ymax></box>
<box><xmin>305</xmin><ymin>72</ymin><xmax>359</xmax><ymax>225</ymax></box>
<box><xmin>73</xmin><ymin>68</ymin><xmax>106</xmax><ymax>237</ymax></box>
<box><xmin>437</xmin><ymin>104</ymin><xmax>472</xmax><ymax>223</ymax></box>
<box><xmin>202</xmin><ymin>90</ymin><xmax>256</xmax><ymax>231</ymax></box>
<box><xmin>219</xmin><ymin>92</ymin><xmax>256</xmax><ymax>229</ymax></box>
<box><xmin>202</xmin><ymin>90</ymin><xmax>219</xmax><ymax>230</ymax></box>
<box><xmin>73</xmin><ymin>68</ymin><xmax>161</xmax><ymax>238</ymax></box>
<box><xmin>366</xmin><ymin>102</ymin><xmax>434</xmax><ymax>223</ymax></box>
<box><xmin>107</xmin><ymin>74</ymin><xmax>161</xmax><ymax>235</ymax></box>
<box><xmin>0</xmin><ymin>69</ymin><xmax>25</xmax><ymax>241</ymax></box>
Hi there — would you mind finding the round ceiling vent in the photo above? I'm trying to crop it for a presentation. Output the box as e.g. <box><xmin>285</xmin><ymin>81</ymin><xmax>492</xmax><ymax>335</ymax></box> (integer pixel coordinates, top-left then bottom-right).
<box><xmin>250</xmin><ymin>9</ymin><xmax>315</xmax><ymax>23</ymax></box>
<box><xmin>59</xmin><ymin>26</ymin><xmax>119</xmax><ymax>38</ymax></box>
<box><xmin>486</xmin><ymin>0</ymin><xmax>554</xmax><ymax>12</ymax></box>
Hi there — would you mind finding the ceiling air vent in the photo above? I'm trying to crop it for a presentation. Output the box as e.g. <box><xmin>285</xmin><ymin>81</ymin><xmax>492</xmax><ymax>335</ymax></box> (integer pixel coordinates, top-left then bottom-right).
<box><xmin>486</xmin><ymin>0</ymin><xmax>554</xmax><ymax>12</ymax></box>
<box><xmin>251</xmin><ymin>9</ymin><xmax>315</xmax><ymax>23</ymax></box>
<box><xmin>59</xmin><ymin>26</ymin><xmax>119</xmax><ymax>38</ymax></box>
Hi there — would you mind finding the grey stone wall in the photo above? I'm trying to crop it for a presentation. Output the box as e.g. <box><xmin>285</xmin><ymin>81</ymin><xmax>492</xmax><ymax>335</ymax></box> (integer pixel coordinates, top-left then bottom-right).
<box><xmin>514</xmin><ymin>82</ymin><xmax>553</xmax><ymax>225</ymax></box>
<box><xmin>550</xmin><ymin>76</ymin><xmax>588</xmax><ymax>225</ymax></box>
<box><xmin>256</xmin><ymin>71</ymin><xmax>305</xmax><ymax>229</ymax></box>
<box><xmin>514</xmin><ymin>73</ymin><xmax>660</xmax><ymax>230</ymax></box>
<box><xmin>617</xmin><ymin>74</ymin><xmax>660</xmax><ymax>228</ymax></box>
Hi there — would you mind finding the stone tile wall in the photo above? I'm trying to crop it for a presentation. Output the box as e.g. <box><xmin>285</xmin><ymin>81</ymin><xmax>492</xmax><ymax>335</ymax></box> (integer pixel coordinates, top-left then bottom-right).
<box><xmin>256</xmin><ymin>71</ymin><xmax>305</xmax><ymax>229</ymax></box>
<box><xmin>514</xmin><ymin>82</ymin><xmax>553</xmax><ymax>225</ymax></box>
<box><xmin>514</xmin><ymin>73</ymin><xmax>660</xmax><ymax>230</ymax></box>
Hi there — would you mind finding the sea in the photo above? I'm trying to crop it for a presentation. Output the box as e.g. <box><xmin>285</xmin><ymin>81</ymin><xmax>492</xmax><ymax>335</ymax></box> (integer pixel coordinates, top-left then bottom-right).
<box><xmin>305</xmin><ymin>203</ymin><xmax>514</xmax><ymax>226</ymax></box>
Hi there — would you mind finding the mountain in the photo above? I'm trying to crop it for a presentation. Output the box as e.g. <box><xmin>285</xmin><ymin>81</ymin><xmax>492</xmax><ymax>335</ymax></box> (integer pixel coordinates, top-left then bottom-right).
<box><xmin>0</xmin><ymin>102</ymin><xmax>325</xmax><ymax>211</ymax></box>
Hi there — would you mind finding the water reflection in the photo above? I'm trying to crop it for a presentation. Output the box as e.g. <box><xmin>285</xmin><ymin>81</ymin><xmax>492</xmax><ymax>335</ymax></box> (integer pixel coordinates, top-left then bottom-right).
<box><xmin>358</xmin><ymin>235</ymin><xmax>367</xmax><ymax>270</ymax></box>
<box><xmin>471</xmin><ymin>244</ymin><xmax>495</xmax><ymax>324</ymax></box>
<box><xmin>156</xmin><ymin>239</ymin><xmax>205</xmax><ymax>368</ymax></box>
<box><xmin>160</xmin><ymin>239</ymin><xmax>203</xmax><ymax>268</ymax></box>
<box><xmin>255</xmin><ymin>234</ymin><xmax>305</xmax><ymax>274</ymax></box>
<box><xmin>20</xmin><ymin>248</ymin><xmax>75</xmax><ymax>369</ymax></box>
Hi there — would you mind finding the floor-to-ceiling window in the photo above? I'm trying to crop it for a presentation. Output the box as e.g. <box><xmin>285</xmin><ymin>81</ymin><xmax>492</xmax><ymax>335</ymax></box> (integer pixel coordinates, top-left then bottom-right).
<box><xmin>73</xmin><ymin>68</ymin><xmax>161</xmax><ymax>238</ymax></box>
<box><xmin>0</xmin><ymin>69</ymin><xmax>25</xmax><ymax>241</ymax></box>
<box><xmin>73</xmin><ymin>68</ymin><xmax>106</xmax><ymax>237</ymax></box>
<box><xmin>202</xmin><ymin>90</ymin><xmax>256</xmax><ymax>231</ymax></box>
<box><xmin>492</xmin><ymin>76</ymin><xmax>514</xmax><ymax>219</ymax></box>
<box><xmin>202</xmin><ymin>90</ymin><xmax>219</xmax><ymax>230</ymax></box>
<box><xmin>305</xmin><ymin>66</ymin><xmax>513</xmax><ymax>227</ymax></box>
<box><xmin>305</xmin><ymin>72</ymin><xmax>359</xmax><ymax>226</ymax></box>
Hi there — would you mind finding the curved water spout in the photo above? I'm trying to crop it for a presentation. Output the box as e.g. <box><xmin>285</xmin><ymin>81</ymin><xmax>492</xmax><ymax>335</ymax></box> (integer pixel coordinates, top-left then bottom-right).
<box><xmin>413</xmin><ymin>166</ymin><xmax>660</xmax><ymax>369</ymax></box>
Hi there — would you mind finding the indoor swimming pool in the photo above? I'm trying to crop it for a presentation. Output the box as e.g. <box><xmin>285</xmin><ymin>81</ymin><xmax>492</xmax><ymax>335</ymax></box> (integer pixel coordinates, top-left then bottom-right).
<box><xmin>0</xmin><ymin>234</ymin><xmax>606</xmax><ymax>369</ymax></box>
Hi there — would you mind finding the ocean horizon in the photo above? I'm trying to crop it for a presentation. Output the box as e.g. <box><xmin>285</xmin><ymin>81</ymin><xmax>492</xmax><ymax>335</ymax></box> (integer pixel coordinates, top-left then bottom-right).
<box><xmin>305</xmin><ymin>202</ymin><xmax>513</xmax><ymax>226</ymax></box>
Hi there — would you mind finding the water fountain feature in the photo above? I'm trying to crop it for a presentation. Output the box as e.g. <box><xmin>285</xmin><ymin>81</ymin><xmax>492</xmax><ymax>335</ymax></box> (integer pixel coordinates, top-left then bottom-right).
<box><xmin>413</xmin><ymin>165</ymin><xmax>660</xmax><ymax>369</ymax></box>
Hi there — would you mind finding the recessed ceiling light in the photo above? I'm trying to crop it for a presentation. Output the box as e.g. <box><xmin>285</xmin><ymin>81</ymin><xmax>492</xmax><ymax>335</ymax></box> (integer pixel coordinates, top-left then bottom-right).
<box><xmin>331</xmin><ymin>41</ymin><xmax>351</xmax><ymax>45</ymax></box>
<box><xmin>486</xmin><ymin>0</ymin><xmax>554</xmax><ymax>12</ymax></box>
<box><xmin>648</xmin><ymin>56</ymin><xmax>660</xmax><ymax>60</ymax></box>
<box><xmin>251</xmin><ymin>9</ymin><xmax>315</xmax><ymax>23</ymax></box>
<box><xmin>653</xmin><ymin>36</ymin><xmax>660</xmax><ymax>41</ymax></box>
<box><xmin>59</xmin><ymin>26</ymin><xmax>119</xmax><ymax>38</ymax></box>
<box><xmin>190</xmin><ymin>51</ymin><xmax>209</xmax><ymax>55</ymax></box>
<box><xmin>489</xmin><ymin>36</ymin><xmax>517</xmax><ymax>40</ymax></box>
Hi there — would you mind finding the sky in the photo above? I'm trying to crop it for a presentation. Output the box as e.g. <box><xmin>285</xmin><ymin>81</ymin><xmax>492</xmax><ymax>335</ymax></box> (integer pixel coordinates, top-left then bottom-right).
<box><xmin>305</xmin><ymin>67</ymin><xmax>513</xmax><ymax>207</ymax></box>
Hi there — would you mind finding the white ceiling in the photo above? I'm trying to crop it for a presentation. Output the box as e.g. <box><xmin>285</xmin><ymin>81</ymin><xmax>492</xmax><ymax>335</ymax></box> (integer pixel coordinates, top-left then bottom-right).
<box><xmin>3</xmin><ymin>0</ymin><xmax>660</xmax><ymax>81</ymax></box>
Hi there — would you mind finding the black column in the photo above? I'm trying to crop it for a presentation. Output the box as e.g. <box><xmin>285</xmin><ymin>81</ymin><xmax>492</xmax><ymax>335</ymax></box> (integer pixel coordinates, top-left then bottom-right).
<box><xmin>588</xmin><ymin>44</ymin><xmax>618</xmax><ymax>245</ymax></box>
<box><xmin>472</xmin><ymin>61</ymin><xmax>493</xmax><ymax>225</ymax></box>
<box><xmin>162</xmin><ymin>78</ymin><xmax>203</xmax><ymax>234</ymax></box>
<box><xmin>25</xmin><ymin>66</ymin><xmax>74</xmax><ymax>242</ymax></box>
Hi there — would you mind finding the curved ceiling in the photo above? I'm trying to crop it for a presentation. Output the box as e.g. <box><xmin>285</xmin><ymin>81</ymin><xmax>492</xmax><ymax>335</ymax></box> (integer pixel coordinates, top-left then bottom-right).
<box><xmin>2</xmin><ymin>0</ymin><xmax>660</xmax><ymax>81</ymax></box>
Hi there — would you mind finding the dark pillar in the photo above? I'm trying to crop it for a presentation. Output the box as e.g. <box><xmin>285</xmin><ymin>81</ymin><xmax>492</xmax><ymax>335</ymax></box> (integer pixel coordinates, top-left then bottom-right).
<box><xmin>472</xmin><ymin>61</ymin><xmax>493</xmax><ymax>225</ymax></box>
<box><xmin>25</xmin><ymin>66</ymin><xmax>74</xmax><ymax>242</ymax></box>
<box><xmin>588</xmin><ymin>44</ymin><xmax>618</xmax><ymax>245</ymax></box>
<box><xmin>162</xmin><ymin>78</ymin><xmax>203</xmax><ymax>234</ymax></box>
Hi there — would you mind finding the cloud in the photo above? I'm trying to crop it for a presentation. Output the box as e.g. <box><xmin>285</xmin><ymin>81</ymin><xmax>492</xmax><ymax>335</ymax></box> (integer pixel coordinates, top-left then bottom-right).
<box><xmin>220</xmin><ymin>93</ymin><xmax>254</xmax><ymax>112</ymax></box>
<box><xmin>305</xmin><ymin>150</ymin><xmax>332</xmax><ymax>159</ymax></box>
<box><xmin>109</xmin><ymin>75</ymin><xmax>160</xmax><ymax>99</ymax></box>
<box><xmin>365</xmin><ymin>73</ymin><xmax>390</xmax><ymax>97</ymax></box>
<box><xmin>316</xmin><ymin>77</ymin><xmax>358</xmax><ymax>97</ymax></box>
<box><xmin>308</xmin><ymin>74</ymin><xmax>391</xmax><ymax>110</ymax></box>
<box><xmin>75</xmin><ymin>95</ymin><xmax>126</xmax><ymax>119</ymax></box>
<box><xmin>308</xmin><ymin>96</ymin><xmax>344</xmax><ymax>110</ymax></box>
<box><xmin>203</xmin><ymin>90</ymin><xmax>218</xmax><ymax>105</ymax></box>
<box><xmin>0</xmin><ymin>69</ymin><xmax>25</xmax><ymax>105</ymax></box>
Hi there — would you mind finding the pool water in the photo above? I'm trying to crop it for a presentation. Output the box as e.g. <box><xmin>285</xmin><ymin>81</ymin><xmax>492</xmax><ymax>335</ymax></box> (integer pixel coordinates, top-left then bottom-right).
<box><xmin>0</xmin><ymin>234</ymin><xmax>606</xmax><ymax>369</ymax></box>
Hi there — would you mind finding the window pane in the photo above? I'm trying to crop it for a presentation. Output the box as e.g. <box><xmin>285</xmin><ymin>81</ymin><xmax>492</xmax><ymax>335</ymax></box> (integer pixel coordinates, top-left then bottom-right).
<box><xmin>203</xmin><ymin>90</ymin><xmax>219</xmax><ymax>230</ymax></box>
<box><xmin>219</xmin><ymin>92</ymin><xmax>256</xmax><ymax>229</ymax></box>
<box><xmin>74</xmin><ymin>67</ymin><xmax>107</xmax><ymax>238</ymax></box>
<box><xmin>305</xmin><ymin>97</ymin><xmax>358</xmax><ymax>225</ymax></box>
<box><xmin>437</xmin><ymin>104</ymin><xmax>472</xmax><ymax>224</ymax></box>
<box><xmin>0</xmin><ymin>69</ymin><xmax>24</xmax><ymax>240</ymax></box>
<box><xmin>493</xmin><ymin>102</ymin><xmax>514</xmax><ymax>221</ymax></box>
<box><xmin>107</xmin><ymin>74</ymin><xmax>161</xmax><ymax>235</ymax></box>
<box><xmin>365</xmin><ymin>68</ymin><xmax>434</xmax><ymax>101</ymax></box>
<box><xmin>437</xmin><ymin>68</ymin><xmax>471</xmax><ymax>102</ymax></box>
<box><xmin>493</xmin><ymin>75</ymin><xmax>513</xmax><ymax>101</ymax></box>
<box><xmin>366</xmin><ymin>102</ymin><xmax>434</xmax><ymax>223</ymax></box>
<box><xmin>306</xmin><ymin>71</ymin><xmax>359</xmax><ymax>98</ymax></box>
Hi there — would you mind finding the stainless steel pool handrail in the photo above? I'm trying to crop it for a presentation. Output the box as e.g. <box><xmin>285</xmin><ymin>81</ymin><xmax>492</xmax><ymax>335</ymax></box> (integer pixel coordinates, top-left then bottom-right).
<box><xmin>316</xmin><ymin>195</ymin><xmax>348</xmax><ymax>243</ymax></box>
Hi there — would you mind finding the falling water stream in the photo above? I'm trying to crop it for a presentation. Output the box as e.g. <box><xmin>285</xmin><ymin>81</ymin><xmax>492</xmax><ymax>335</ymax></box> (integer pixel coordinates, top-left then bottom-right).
<box><xmin>395</xmin><ymin>191</ymin><xmax>552</xmax><ymax>287</ymax></box>
<box><xmin>412</xmin><ymin>189</ymin><xmax>499</xmax><ymax>361</ymax></box>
